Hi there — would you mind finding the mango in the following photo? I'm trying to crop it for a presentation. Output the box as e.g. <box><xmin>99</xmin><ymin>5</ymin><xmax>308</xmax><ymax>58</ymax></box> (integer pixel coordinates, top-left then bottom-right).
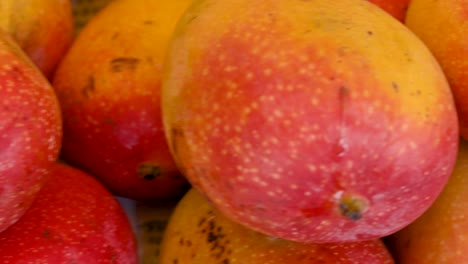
<box><xmin>0</xmin><ymin>163</ymin><xmax>137</xmax><ymax>263</ymax></box>
<box><xmin>385</xmin><ymin>139</ymin><xmax>468</xmax><ymax>263</ymax></box>
<box><xmin>0</xmin><ymin>32</ymin><xmax>62</xmax><ymax>233</ymax></box>
<box><xmin>160</xmin><ymin>188</ymin><xmax>395</xmax><ymax>264</ymax></box>
<box><xmin>0</xmin><ymin>0</ymin><xmax>74</xmax><ymax>79</ymax></box>
<box><xmin>162</xmin><ymin>0</ymin><xmax>459</xmax><ymax>242</ymax></box>
<box><xmin>52</xmin><ymin>0</ymin><xmax>193</xmax><ymax>200</ymax></box>
<box><xmin>405</xmin><ymin>0</ymin><xmax>468</xmax><ymax>139</ymax></box>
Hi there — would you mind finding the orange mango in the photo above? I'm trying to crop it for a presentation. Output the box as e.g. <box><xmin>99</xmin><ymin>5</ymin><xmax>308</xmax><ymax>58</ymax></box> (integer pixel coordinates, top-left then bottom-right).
<box><xmin>0</xmin><ymin>0</ymin><xmax>74</xmax><ymax>79</ymax></box>
<box><xmin>52</xmin><ymin>0</ymin><xmax>193</xmax><ymax>200</ymax></box>
<box><xmin>405</xmin><ymin>0</ymin><xmax>468</xmax><ymax>139</ymax></box>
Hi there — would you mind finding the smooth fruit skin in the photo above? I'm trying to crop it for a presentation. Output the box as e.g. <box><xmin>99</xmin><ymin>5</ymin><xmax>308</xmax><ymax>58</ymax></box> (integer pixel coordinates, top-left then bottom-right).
<box><xmin>0</xmin><ymin>33</ymin><xmax>62</xmax><ymax>233</ymax></box>
<box><xmin>162</xmin><ymin>0</ymin><xmax>459</xmax><ymax>243</ymax></box>
<box><xmin>52</xmin><ymin>0</ymin><xmax>193</xmax><ymax>200</ymax></box>
<box><xmin>405</xmin><ymin>0</ymin><xmax>468</xmax><ymax>139</ymax></box>
<box><xmin>0</xmin><ymin>163</ymin><xmax>138</xmax><ymax>263</ymax></box>
<box><xmin>368</xmin><ymin>0</ymin><xmax>410</xmax><ymax>22</ymax></box>
<box><xmin>0</xmin><ymin>0</ymin><xmax>74</xmax><ymax>79</ymax></box>
<box><xmin>72</xmin><ymin>0</ymin><xmax>114</xmax><ymax>33</ymax></box>
<box><xmin>160</xmin><ymin>188</ymin><xmax>395</xmax><ymax>264</ymax></box>
<box><xmin>385</xmin><ymin>139</ymin><xmax>468</xmax><ymax>263</ymax></box>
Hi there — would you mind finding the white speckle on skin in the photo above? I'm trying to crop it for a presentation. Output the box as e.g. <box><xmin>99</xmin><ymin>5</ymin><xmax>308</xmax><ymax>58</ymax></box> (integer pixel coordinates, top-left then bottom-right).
<box><xmin>271</xmin><ymin>173</ymin><xmax>281</xmax><ymax>180</ymax></box>
<box><xmin>333</xmin><ymin>190</ymin><xmax>344</xmax><ymax>200</ymax></box>
<box><xmin>224</xmin><ymin>65</ymin><xmax>237</xmax><ymax>72</ymax></box>
<box><xmin>311</xmin><ymin>97</ymin><xmax>319</xmax><ymax>106</ymax></box>
<box><xmin>308</xmin><ymin>164</ymin><xmax>317</xmax><ymax>172</ymax></box>
<box><xmin>273</xmin><ymin>109</ymin><xmax>283</xmax><ymax>118</ymax></box>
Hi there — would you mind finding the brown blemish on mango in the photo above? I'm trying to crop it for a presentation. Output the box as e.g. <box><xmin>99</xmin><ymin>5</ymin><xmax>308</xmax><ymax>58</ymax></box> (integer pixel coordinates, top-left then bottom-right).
<box><xmin>338</xmin><ymin>194</ymin><xmax>370</xmax><ymax>221</ymax></box>
<box><xmin>137</xmin><ymin>163</ymin><xmax>161</xmax><ymax>180</ymax></box>
<box><xmin>81</xmin><ymin>75</ymin><xmax>95</xmax><ymax>98</ymax></box>
<box><xmin>196</xmin><ymin>210</ymin><xmax>233</xmax><ymax>262</ymax></box>
<box><xmin>109</xmin><ymin>57</ymin><xmax>140</xmax><ymax>72</ymax></box>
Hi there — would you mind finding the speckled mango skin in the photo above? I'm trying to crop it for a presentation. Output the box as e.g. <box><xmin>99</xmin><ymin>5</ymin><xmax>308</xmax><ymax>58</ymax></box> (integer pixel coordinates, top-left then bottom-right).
<box><xmin>0</xmin><ymin>163</ymin><xmax>137</xmax><ymax>263</ymax></box>
<box><xmin>386</xmin><ymin>140</ymin><xmax>468</xmax><ymax>263</ymax></box>
<box><xmin>0</xmin><ymin>0</ymin><xmax>74</xmax><ymax>79</ymax></box>
<box><xmin>160</xmin><ymin>188</ymin><xmax>395</xmax><ymax>264</ymax></box>
<box><xmin>162</xmin><ymin>0</ymin><xmax>459</xmax><ymax>243</ymax></box>
<box><xmin>52</xmin><ymin>0</ymin><xmax>193</xmax><ymax>200</ymax></box>
<box><xmin>405</xmin><ymin>0</ymin><xmax>468</xmax><ymax>139</ymax></box>
<box><xmin>0</xmin><ymin>33</ymin><xmax>62</xmax><ymax>233</ymax></box>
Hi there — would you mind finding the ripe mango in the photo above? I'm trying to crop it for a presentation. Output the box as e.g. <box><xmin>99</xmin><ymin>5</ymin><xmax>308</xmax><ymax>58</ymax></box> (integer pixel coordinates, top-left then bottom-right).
<box><xmin>0</xmin><ymin>0</ymin><xmax>74</xmax><ymax>79</ymax></box>
<box><xmin>0</xmin><ymin>163</ymin><xmax>137</xmax><ymax>263</ymax></box>
<box><xmin>385</xmin><ymin>139</ymin><xmax>468</xmax><ymax>263</ymax></box>
<box><xmin>405</xmin><ymin>0</ymin><xmax>468</xmax><ymax>139</ymax></box>
<box><xmin>162</xmin><ymin>0</ymin><xmax>459</xmax><ymax>242</ymax></box>
<box><xmin>160</xmin><ymin>188</ymin><xmax>395</xmax><ymax>264</ymax></box>
<box><xmin>0</xmin><ymin>32</ymin><xmax>62</xmax><ymax>233</ymax></box>
<box><xmin>52</xmin><ymin>0</ymin><xmax>193</xmax><ymax>200</ymax></box>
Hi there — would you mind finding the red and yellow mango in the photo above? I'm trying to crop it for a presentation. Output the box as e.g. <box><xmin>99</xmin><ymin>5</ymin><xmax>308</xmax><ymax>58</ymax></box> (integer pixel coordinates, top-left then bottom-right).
<box><xmin>162</xmin><ymin>0</ymin><xmax>459</xmax><ymax>243</ymax></box>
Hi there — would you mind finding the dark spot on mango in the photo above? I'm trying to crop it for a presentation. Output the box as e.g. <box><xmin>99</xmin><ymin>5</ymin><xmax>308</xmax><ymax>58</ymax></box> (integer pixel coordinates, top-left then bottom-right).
<box><xmin>103</xmin><ymin>117</ymin><xmax>116</xmax><ymax>127</ymax></box>
<box><xmin>197</xmin><ymin>212</ymin><xmax>232</xmax><ymax>261</ymax></box>
<box><xmin>110</xmin><ymin>57</ymin><xmax>140</xmax><ymax>72</ymax></box>
<box><xmin>146</xmin><ymin>56</ymin><xmax>154</xmax><ymax>64</ymax></box>
<box><xmin>43</xmin><ymin>229</ymin><xmax>51</xmax><ymax>238</ymax></box>
<box><xmin>82</xmin><ymin>75</ymin><xmax>95</xmax><ymax>98</ymax></box>
<box><xmin>339</xmin><ymin>85</ymin><xmax>349</xmax><ymax>98</ymax></box>
<box><xmin>137</xmin><ymin>163</ymin><xmax>161</xmax><ymax>180</ymax></box>
<box><xmin>111</xmin><ymin>32</ymin><xmax>119</xmax><ymax>40</ymax></box>
<box><xmin>170</xmin><ymin>127</ymin><xmax>184</xmax><ymax>159</ymax></box>
<box><xmin>207</xmin><ymin>231</ymin><xmax>217</xmax><ymax>243</ymax></box>
<box><xmin>267</xmin><ymin>12</ymin><xmax>276</xmax><ymax>23</ymax></box>
<box><xmin>186</xmin><ymin>14</ymin><xmax>198</xmax><ymax>25</ymax></box>
<box><xmin>143</xmin><ymin>20</ymin><xmax>154</xmax><ymax>25</ymax></box>
<box><xmin>392</xmin><ymin>82</ymin><xmax>399</xmax><ymax>92</ymax></box>
<box><xmin>198</xmin><ymin>217</ymin><xmax>207</xmax><ymax>227</ymax></box>
<box><xmin>338</xmin><ymin>194</ymin><xmax>369</xmax><ymax>221</ymax></box>
<box><xmin>404</xmin><ymin>51</ymin><xmax>413</xmax><ymax>62</ymax></box>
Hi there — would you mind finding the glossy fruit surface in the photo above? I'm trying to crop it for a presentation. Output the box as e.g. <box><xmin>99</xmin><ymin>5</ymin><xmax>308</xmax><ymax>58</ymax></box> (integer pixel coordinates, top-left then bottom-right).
<box><xmin>0</xmin><ymin>32</ymin><xmax>62</xmax><ymax>233</ymax></box>
<box><xmin>52</xmin><ymin>0</ymin><xmax>192</xmax><ymax>200</ymax></box>
<box><xmin>0</xmin><ymin>163</ymin><xmax>138</xmax><ymax>263</ymax></box>
<box><xmin>405</xmin><ymin>0</ymin><xmax>468</xmax><ymax>138</ymax></box>
<box><xmin>0</xmin><ymin>0</ymin><xmax>74</xmax><ymax>79</ymax></box>
<box><xmin>160</xmin><ymin>188</ymin><xmax>395</xmax><ymax>264</ymax></box>
<box><xmin>386</xmin><ymin>139</ymin><xmax>468</xmax><ymax>263</ymax></box>
<box><xmin>162</xmin><ymin>0</ymin><xmax>459</xmax><ymax>242</ymax></box>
